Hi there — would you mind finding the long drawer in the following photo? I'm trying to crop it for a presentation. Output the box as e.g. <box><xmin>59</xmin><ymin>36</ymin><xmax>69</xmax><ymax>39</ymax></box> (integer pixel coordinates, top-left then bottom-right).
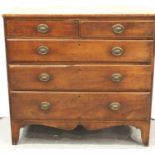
<box><xmin>7</xmin><ymin>40</ymin><xmax>153</xmax><ymax>63</ymax></box>
<box><xmin>9</xmin><ymin>65</ymin><xmax>152</xmax><ymax>91</ymax></box>
<box><xmin>80</xmin><ymin>21</ymin><xmax>154</xmax><ymax>38</ymax></box>
<box><xmin>10</xmin><ymin>92</ymin><xmax>151</xmax><ymax>120</ymax></box>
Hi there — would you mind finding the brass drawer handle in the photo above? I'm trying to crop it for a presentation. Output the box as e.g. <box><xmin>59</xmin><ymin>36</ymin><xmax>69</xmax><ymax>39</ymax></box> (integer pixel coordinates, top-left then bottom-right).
<box><xmin>37</xmin><ymin>24</ymin><xmax>49</xmax><ymax>33</ymax></box>
<box><xmin>109</xmin><ymin>102</ymin><xmax>121</xmax><ymax>111</ymax></box>
<box><xmin>40</xmin><ymin>102</ymin><xmax>51</xmax><ymax>111</ymax></box>
<box><xmin>111</xmin><ymin>73</ymin><xmax>122</xmax><ymax>82</ymax></box>
<box><xmin>39</xmin><ymin>73</ymin><xmax>51</xmax><ymax>82</ymax></box>
<box><xmin>111</xmin><ymin>47</ymin><xmax>124</xmax><ymax>56</ymax></box>
<box><xmin>112</xmin><ymin>24</ymin><xmax>125</xmax><ymax>34</ymax></box>
<box><xmin>37</xmin><ymin>46</ymin><xmax>49</xmax><ymax>55</ymax></box>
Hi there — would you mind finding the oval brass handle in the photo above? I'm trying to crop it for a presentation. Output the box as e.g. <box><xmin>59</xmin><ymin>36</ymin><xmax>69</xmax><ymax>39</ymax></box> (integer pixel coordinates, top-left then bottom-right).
<box><xmin>112</xmin><ymin>24</ymin><xmax>125</xmax><ymax>34</ymax></box>
<box><xmin>111</xmin><ymin>47</ymin><xmax>124</xmax><ymax>56</ymax></box>
<box><xmin>40</xmin><ymin>102</ymin><xmax>50</xmax><ymax>111</ymax></box>
<box><xmin>37</xmin><ymin>24</ymin><xmax>49</xmax><ymax>33</ymax></box>
<box><xmin>37</xmin><ymin>46</ymin><xmax>49</xmax><ymax>55</ymax></box>
<box><xmin>38</xmin><ymin>73</ymin><xmax>51</xmax><ymax>82</ymax></box>
<box><xmin>111</xmin><ymin>73</ymin><xmax>122</xmax><ymax>82</ymax></box>
<box><xmin>109</xmin><ymin>102</ymin><xmax>121</xmax><ymax>111</ymax></box>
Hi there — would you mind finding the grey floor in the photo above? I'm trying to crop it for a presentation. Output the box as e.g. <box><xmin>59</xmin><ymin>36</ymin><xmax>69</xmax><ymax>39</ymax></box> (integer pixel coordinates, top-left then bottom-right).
<box><xmin>0</xmin><ymin>117</ymin><xmax>155</xmax><ymax>148</ymax></box>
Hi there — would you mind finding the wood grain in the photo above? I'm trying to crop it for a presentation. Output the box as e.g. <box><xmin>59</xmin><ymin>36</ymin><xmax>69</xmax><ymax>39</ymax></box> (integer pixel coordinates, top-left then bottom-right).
<box><xmin>7</xmin><ymin>40</ymin><xmax>153</xmax><ymax>63</ymax></box>
<box><xmin>80</xmin><ymin>21</ymin><xmax>154</xmax><ymax>38</ymax></box>
<box><xmin>10</xmin><ymin>92</ymin><xmax>151</xmax><ymax>120</ymax></box>
<box><xmin>9</xmin><ymin>65</ymin><xmax>152</xmax><ymax>91</ymax></box>
<box><xmin>6</xmin><ymin>20</ymin><xmax>78</xmax><ymax>38</ymax></box>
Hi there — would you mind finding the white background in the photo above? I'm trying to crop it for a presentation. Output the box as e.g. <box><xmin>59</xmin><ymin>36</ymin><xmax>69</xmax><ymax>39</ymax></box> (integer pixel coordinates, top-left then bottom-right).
<box><xmin>0</xmin><ymin>0</ymin><xmax>155</xmax><ymax>118</ymax></box>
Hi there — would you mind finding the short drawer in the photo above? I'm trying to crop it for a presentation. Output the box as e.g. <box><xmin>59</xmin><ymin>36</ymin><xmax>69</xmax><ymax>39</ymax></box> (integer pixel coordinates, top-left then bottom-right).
<box><xmin>7</xmin><ymin>40</ymin><xmax>153</xmax><ymax>63</ymax></box>
<box><xmin>9</xmin><ymin>65</ymin><xmax>152</xmax><ymax>91</ymax></box>
<box><xmin>5</xmin><ymin>20</ymin><xmax>78</xmax><ymax>38</ymax></box>
<box><xmin>80</xmin><ymin>21</ymin><xmax>154</xmax><ymax>38</ymax></box>
<box><xmin>10</xmin><ymin>92</ymin><xmax>151</xmax><ymax>120</ymax></box>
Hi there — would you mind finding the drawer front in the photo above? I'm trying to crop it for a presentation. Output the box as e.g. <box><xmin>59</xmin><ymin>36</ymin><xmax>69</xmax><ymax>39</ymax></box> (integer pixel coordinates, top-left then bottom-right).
<box><xmin>80</xmin><ymin>21</ymin><xmax>153</xmax><ymax>38</ymax></box>
<box><xmin>10</xmin><ymin>92</ymin><xmax>150</xmax><ymax>120</ymax></box>
<box><xmin>7</xmin><ymin>40</ymin><xmax>153</xmax><ymax>63</ymax></box>
<box><xmin>6</xmin><ymin>20</ymin><xmax>78</xmax><ymax>38</ymax></box>
<box><xmin>9</xmin><ymin>65</ymin><xmax>152</xmax><ymax>91</ymax></box>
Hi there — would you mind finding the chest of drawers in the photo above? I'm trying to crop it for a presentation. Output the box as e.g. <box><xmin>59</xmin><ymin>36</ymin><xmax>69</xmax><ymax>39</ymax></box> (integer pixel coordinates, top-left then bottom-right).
<box><xmin>3</xmin><ymin>14</ymin><xmax>155</xmax><ymax>145</ymax></box>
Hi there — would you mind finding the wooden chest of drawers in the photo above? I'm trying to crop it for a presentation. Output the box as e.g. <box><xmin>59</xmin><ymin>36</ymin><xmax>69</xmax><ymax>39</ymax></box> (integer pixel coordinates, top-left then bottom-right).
<box><xmin>3</xmin><ymin>14</ymin><xmax>155</xmax><ymax>145</ymax></box>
